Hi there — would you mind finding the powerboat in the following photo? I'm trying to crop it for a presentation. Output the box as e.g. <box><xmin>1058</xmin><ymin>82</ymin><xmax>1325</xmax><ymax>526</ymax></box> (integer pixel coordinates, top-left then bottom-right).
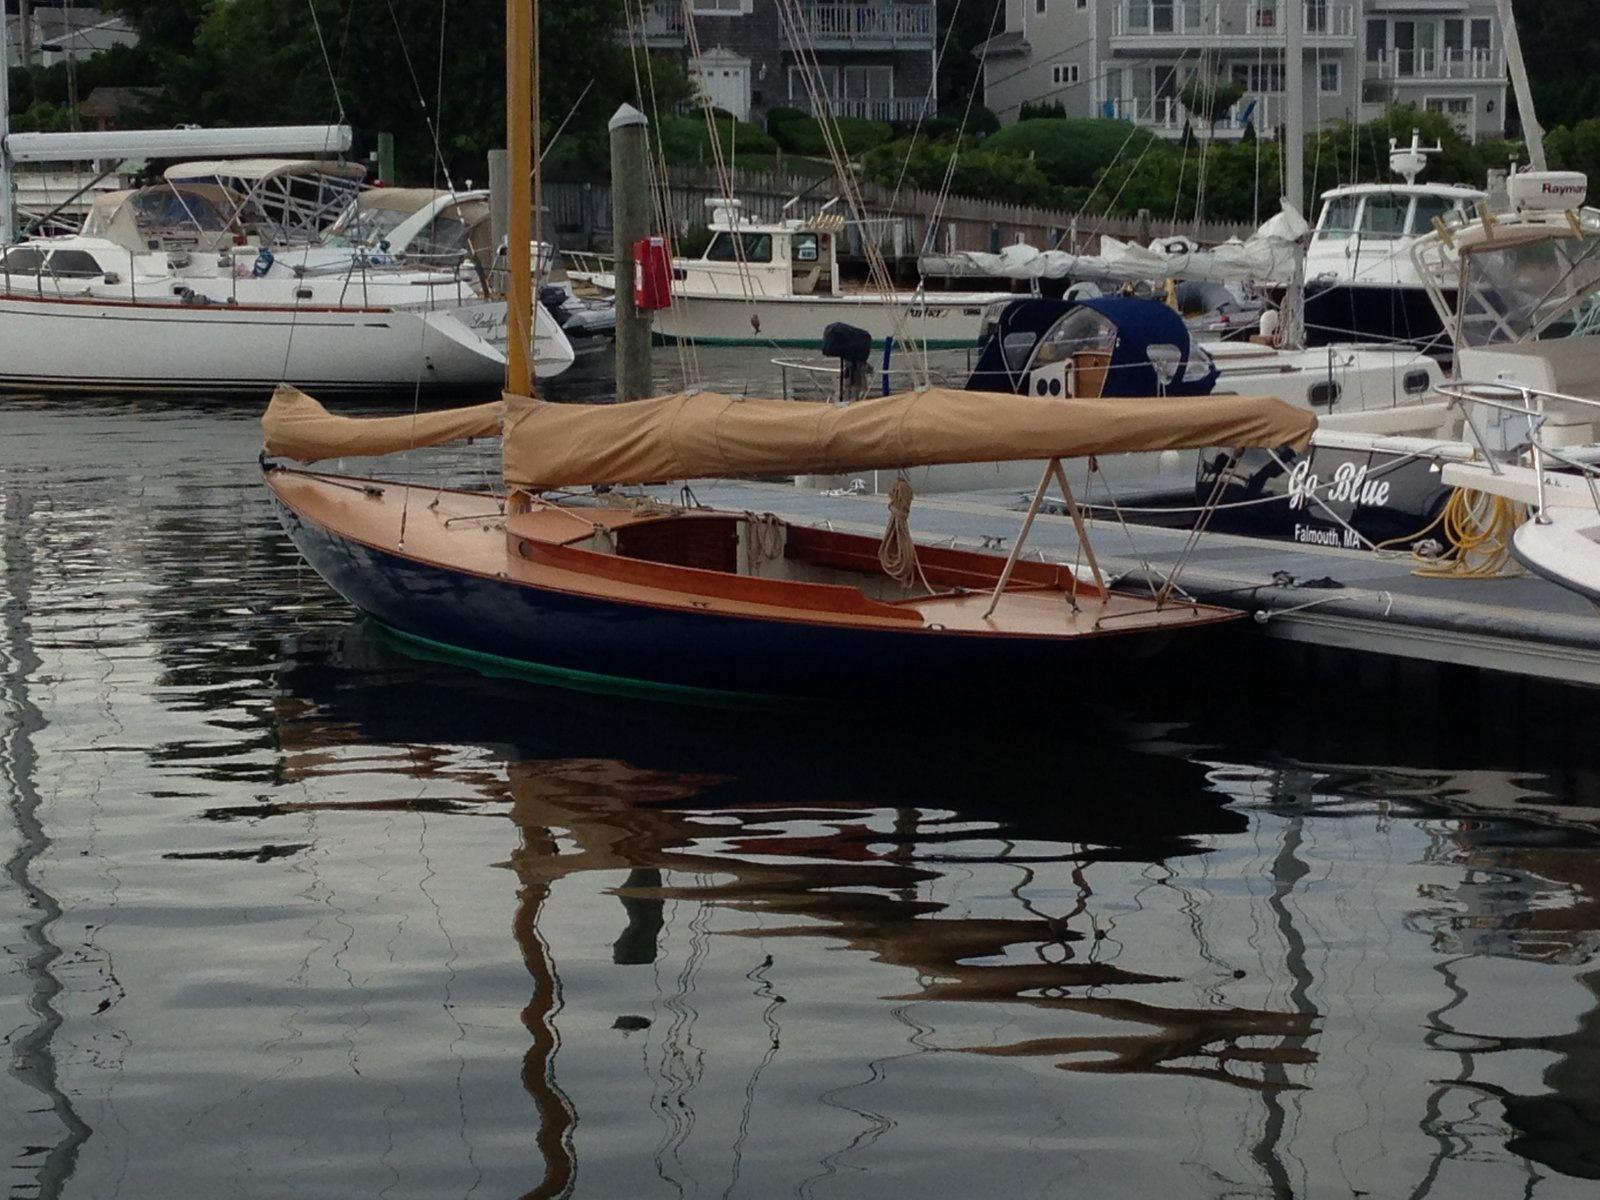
<box><xmin>567</xmin><ymin>198</ymin><xmax>1010</xmax><ymax>349</ymax></box>
<box><xmin>1293</xmin><ymin>133</ymin><xmax>1484</xmax><ymax>353</ymax></box>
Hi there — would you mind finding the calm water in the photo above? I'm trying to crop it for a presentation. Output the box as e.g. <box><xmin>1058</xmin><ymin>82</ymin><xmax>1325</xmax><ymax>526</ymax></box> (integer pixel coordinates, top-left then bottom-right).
<box><xmin>5</xmin><ymin>368</ymin><xmax>1600</xmax><ymax>1198</ymax></box>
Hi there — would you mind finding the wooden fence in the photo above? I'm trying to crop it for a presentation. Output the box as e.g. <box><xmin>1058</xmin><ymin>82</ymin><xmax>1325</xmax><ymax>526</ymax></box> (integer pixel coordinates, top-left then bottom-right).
<box><xmin>544</xmin><ymin>165</ymin><xmax>1255</xmax><ymax>268</ymax></box>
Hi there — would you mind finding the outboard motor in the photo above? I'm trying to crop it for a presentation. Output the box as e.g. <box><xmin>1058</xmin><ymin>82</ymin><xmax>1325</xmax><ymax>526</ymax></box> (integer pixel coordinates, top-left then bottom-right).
<box><xmin>822</xmin><ymin>321</ymin><xmax>873</xmax><ymax>402</ymax></box>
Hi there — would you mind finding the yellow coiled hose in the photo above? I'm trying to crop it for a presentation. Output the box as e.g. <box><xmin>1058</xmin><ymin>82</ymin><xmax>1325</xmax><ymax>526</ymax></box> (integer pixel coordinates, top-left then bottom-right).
<box><xmin>1406</xmin><ymin>487</ymin><xmax>1525</xmax><ymax>579</ymax></box>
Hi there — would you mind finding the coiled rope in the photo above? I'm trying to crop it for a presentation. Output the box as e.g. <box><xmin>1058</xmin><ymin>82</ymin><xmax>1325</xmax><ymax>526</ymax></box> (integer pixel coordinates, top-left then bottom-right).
<box><xmin>878</xmin><ymin>475</ymin><xmax>926</xmax><ymax>590</ymax></box>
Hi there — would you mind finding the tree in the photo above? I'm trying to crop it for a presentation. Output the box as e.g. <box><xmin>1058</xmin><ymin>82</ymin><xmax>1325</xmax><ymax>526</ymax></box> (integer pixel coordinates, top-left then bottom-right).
<box><xmin>102</xmin><ymin>0</ymin><xmax>643</xmax><ymax>179</ymax></box>
<box><xmin>1179</xmin><ymin>76</ymin><xmax>1246</xmax><ymax>139</ymax></box>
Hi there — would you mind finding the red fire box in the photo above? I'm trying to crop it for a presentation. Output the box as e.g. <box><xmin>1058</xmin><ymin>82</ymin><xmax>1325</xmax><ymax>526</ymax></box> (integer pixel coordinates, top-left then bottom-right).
<box><xmin>633</xmin><ymin>237</ymin><xmax>672</xmax><ymax>311</ymax></box>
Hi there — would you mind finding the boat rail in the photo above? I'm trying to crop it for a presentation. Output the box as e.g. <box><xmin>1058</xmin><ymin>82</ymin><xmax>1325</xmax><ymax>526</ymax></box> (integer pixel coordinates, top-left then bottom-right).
<box><xmin>773</xmin><ymin>352</ymin><xmax>973</xmax><ymax>401</ymax></box>
<box><xmin>1437</xmin><ymin>380</ymin><xmax>1600</xmax><ymax>518</ymax></box>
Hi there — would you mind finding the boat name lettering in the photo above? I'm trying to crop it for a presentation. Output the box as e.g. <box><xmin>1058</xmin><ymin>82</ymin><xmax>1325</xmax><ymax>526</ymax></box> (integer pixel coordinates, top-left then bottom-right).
<box><xmin>1287</xmin><ymin>459</ymin><xmax>1389</xmax><ymax>510</ymax></box>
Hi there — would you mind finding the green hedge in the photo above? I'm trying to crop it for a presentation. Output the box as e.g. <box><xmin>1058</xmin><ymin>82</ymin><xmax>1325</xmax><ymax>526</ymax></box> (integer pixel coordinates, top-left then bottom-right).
<box><xmin>657</xmin><ymin>114</ymin><xmax>778</xmax><ymax>161</ymax></box>
<box><xmin>982</xmin><ymin>118</ymin><xmax>1161</xmax><ymax>188</ymax></box>
<box><xmin>768</xmin><ymin>112</ymin><xmax>891</xmax><ymax>157</ymax></box>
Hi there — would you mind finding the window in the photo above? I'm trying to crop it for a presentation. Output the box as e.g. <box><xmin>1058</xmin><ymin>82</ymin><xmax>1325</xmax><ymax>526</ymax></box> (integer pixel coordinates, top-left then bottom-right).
<box><xmin>1404</xmin><ymin>370</ymin><xmax>1432</xmax><ymax>395</ymax></box>
<box><xmin>1410</xmin><ymin>194</ymin><xmax>1461</xmax><ymax>235</ymax></box>
<box><xmin>45</xmin><ymin>250</ymin><xmax>106</xmax><ymax>278</ymax></box>
<box><xmin>1319</xmin><ymin>60</ymin><xmax>1340</xmax><ymax>94</ymax></box>
<box><xmin>792</xmin><ymin>233</ymin><xmax>819</xmax><ymax>263</ymax></box>
<box><xmin>1306</xmin><ymin>1</ymin><xmax>1330</xmax><ymax>35</ymax></box>
<box><xmin>1035</xmin><ymin>0</ymin><xmax>1046</xmax><ymax>13</ymax></box>
<box><xmin>1360</xmin><ymin>193</ymin><xmax>1409</xmax><ymax>239</ymax></box>
<box><xmin>1366</xmin><ymin>18</ymin><xmax>1386</xmax><ymax>64</ymax></box>
<box><xmin>704</xmin><ymin>232</ymin><xmax>774</xmax><ymax>264</ymax></box>
<box><xmin>1444</xmin><ymin>18</ymin><xmax>1464</xmax><ymax>59</ymax></box>
<box><xmin>1077</xmin><ymin>0</ymin><xmax>1087</xmax><ymax>8</ymax></box>
<box><xmin>1253</xmin><ymin>2</ymin><xmax>1276</xmax><ymax>30</ymax></box>
<box><xmin>1033</xmin><ymin>307</ymin><xmax>1117</xmax><ymax>369</ymax></box>
<box><xmin>689</xmin><ymin>0</ymin><xmax>750</xmax><ymax>13</ymax></box>
<box><xmin>0</xmin><ymin>247</ymin><xmax>46</xmax><ymax>275</ymax></box>
<box><xmin>1309</xmin><ymin>381</ymin><xmax>1341</xmax><ymax>408</ymax></box>
<box><xmin>790</xmin><ymin>65</ymin><xmax>838</xmax><ymax>101</ymax></box>
<box><xmin>1052</xmin><ymin>64</ymin><xmax>1081</xmax><ymax>86</ymax></box>
<box><xmin>1426</xmin><ymin>96</ymin><xmax>1474</xmax><ymax>137</ymax></box>
<box><xmin>1231</xmin><ymin>63</ymin><xmax>1286</xmax><ymax>94</ymax></box>
<box><xmin>1393</xmin><ymin>20</ymin><xmax>1437</xmax><ymax>77</ymax></box>
<box><xmin>1470</xmin><ymin>18</ymin><xmax>1492</xmax><ymax>53</ymax></box>
<box><xmin>1317</xmin><ymin>194</ymin><xmax>1360</xmax><ymax>240</ymax></box>
<box><xmin>843</xmin><ymin>65</ymin><xmax>892</xmax><ymax>100</ymax></box>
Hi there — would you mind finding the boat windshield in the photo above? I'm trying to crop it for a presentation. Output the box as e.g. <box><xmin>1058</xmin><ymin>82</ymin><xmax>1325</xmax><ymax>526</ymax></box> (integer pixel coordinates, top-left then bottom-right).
<box><xmin>1360</xmin><ymin>193</ymin><xmax>1410</xmax><ymax>240</ymax></box>
<box><xmin>1032</xmin><ymin>306</ymin><xmax>1117</xmax><ymax>368</ymax></box>
<box><xmin>1316</xmin><ymin>194</ymin><xmax>1360</xmax><ymax>240</ymax></box>
<box><xmin>325</xmin><ymin>204</ymin><xmax>413</xmax><ymax>248</ymax></box>
<box><xmin>705</xmin><ymin>232</ymin><xmax>774</xmax><ymax>263</ymax></box>
<box><xmin>1457</xmin><ymin>233</ymin><xmax>1600</xmax><ymax>345</ymax></box>
<box><xmin>1410</xmin><ymin>194</ymin><xmax>1461</xmax><ymax>235</ymax></box>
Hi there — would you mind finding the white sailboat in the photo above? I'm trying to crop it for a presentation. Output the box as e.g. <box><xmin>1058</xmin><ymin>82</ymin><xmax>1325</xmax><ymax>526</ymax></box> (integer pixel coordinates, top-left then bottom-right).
<box><xmin>0</xmin><ymin>176</ymin><xmax>573</xmax><ymax>394</ymax></box>
<box><xmin>0</xmin><ymin>24</ymin><xmax>572</xmax><ymax>395</ymax></box>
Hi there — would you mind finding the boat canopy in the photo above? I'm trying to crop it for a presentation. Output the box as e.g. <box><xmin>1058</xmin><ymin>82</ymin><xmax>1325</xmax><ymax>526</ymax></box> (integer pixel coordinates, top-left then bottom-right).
<box><xmin>164</xmin><ymin>159</ymin><xmax>367</xmax><ymax>183</ymax></box>
<box><xmin>1415</xmin><ymin>207</ymin><xmax>1600</xmax><ymax>346</ymax></box>
<box><xmin>499</xmin><ymin>387</ymin><xmax>1315</xmax><ymax>491</ymax></box>
<box><xmin>262</xmin><ymin>386</ymin><xmax>502</xmax><ymax>462</ymax></box>
<box><xmin>81</xmin><ymin>183</ymin><xmax>245</xmax><ymax>251</ymax></box>
<box><xmin>967</xmin><ymin>296</ymin><xmax>1220</xmax><ymax>398</ymax></box>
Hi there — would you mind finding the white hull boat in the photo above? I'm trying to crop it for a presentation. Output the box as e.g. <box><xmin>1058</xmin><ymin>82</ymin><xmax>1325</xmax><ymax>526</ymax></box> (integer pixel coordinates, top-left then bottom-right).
<box><xmin>0</xmin><ymin>200</ymin><xmax>575</xmax><ymax>393</ymax></box>
<box><xmin>567</xmin><ymin>197</ymin><xmax>1007</xmax><ymax>349</ymax></box>
<box><xmin>0</xmin><ymin>289</ymin><xmax>519</xmax><ymax>394</ymax></box>
<box><xmin>652</xmin><ymin>288</ymin><xmax>999</xmax><ymax>349</ymax></box>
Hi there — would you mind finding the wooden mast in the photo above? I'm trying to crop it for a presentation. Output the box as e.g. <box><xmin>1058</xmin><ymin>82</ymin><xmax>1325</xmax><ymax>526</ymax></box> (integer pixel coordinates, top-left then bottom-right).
<box><xmin>504</xmin><ymin>0</ymin><xmax>535</xmax><ymax>397</ymax></box>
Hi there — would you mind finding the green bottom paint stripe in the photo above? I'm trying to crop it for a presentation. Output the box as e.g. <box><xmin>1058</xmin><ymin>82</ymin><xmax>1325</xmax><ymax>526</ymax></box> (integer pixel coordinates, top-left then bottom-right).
<box><xmin>374</xmin><ymin>623</ymin><xmax>796</xmax><ymax>710</ymax></box>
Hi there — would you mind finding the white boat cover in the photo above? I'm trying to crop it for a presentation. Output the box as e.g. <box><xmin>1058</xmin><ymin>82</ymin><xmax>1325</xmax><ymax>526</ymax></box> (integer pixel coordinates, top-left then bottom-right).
<box><xmin>499</xmin><ymin>387</ymin><xmax>1316</xmax><ymax>490</ymax></box>
<box><xmin>921</xmin><ymin>207</ymin><xmax>1309</xmax><ymax>287</ymax></box>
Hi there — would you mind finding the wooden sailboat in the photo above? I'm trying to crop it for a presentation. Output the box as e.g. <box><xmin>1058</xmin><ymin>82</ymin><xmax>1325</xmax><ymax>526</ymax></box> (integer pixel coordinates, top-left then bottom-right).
<box><xmin>260</xmin><ymin>1</ymin><xmax>1318</xmax><ymax>702</ymax></box>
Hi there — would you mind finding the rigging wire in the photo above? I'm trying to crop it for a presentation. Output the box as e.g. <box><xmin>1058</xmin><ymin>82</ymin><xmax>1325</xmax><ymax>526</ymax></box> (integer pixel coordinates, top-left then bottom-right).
<box><xmin>772</xmin><ymin>0</ymin><xmax>930</xmax><ymax>385</ymax></box>
<box><xmin>305</xmin><ymin>0</ymin><xmax>347</xmax><ymax>125</ymax></box>
<box><xmin>621</xmin><ymin>0</ymin><xmax>702</xmax><ymax>388</ymax></box>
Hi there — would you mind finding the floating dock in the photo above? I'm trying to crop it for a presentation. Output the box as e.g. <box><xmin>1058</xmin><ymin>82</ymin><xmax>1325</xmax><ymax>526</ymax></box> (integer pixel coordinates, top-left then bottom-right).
<box><xmin>661</xmin><ymin>479</ymin><xmax>1600</xmax><ymax>688</ymax></box>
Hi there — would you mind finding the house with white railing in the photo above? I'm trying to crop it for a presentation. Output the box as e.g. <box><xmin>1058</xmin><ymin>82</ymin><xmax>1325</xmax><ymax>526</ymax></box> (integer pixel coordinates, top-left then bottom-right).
<box><xmin>636</xmin><ymin>1</ymin><xmax>936</xmax><ymax>126</ymax></box>
<box><xmin>980</xmin><ymin>1</ymin><xmax>1508</xmax><ymax>143</ymax></box>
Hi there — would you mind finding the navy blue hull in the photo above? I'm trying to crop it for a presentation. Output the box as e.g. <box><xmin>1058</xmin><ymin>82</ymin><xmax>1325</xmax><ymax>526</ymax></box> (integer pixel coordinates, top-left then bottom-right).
<box><xmin>271</xmin><ymin>494</ymin><xmax>1221</xmax><ymax>699</ymax></box>
<box><xmin>1297</xmin><ymin>283</ymin><xmax>1454</xmax><ymax>354</ymax></box>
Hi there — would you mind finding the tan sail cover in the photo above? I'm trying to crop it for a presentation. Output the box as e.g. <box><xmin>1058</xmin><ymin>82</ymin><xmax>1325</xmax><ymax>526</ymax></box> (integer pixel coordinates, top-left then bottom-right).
<box><xmin>262</xmin><ymin>384</ymin><xmax>502</xmax><ymax>463</ymax></box>
<box><xmin>501</xmin><ymin>387</ymin><xmax>1315</xmax><ymax>490</ymax></box>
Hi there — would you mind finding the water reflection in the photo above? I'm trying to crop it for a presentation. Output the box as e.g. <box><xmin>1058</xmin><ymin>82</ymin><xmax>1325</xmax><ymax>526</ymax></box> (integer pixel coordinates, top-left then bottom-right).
<box><xmin>6</xmin><ymin>390</ymin><xmax>1600</xmax><ymax>1197</ymax></box>
<box><xmin>255</xmin><ymin>622</ymin><xmax>1600</xmax><ymax>1196</ymax></box>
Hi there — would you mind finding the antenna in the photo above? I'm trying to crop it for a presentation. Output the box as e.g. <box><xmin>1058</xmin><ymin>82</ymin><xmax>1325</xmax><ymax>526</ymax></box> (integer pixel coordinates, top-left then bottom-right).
<box><xmin>1388</xmin><ymin>130</ymin><xmax>1441</xmax><ymax>186</ymax></box>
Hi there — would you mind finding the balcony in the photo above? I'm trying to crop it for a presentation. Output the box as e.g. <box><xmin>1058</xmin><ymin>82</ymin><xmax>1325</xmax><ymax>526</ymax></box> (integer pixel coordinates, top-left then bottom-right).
<box><xmin>801</xmin><ymin>3</ymin><xmax>935</xmax><ymax>51</ymax></box>
<box><xmin>1367</xmin><ymin>48</ymin><xmax>1505</xmax><ymax>83</ymax></box>
<box><xmin>790</xmin><ymin>93</ymin><xmax>932</xmax><ymax>122</ymax></box>
<box><xmin>637</xmin><ymin>3</ymin><xmax>935</xmax><ymax>52</ymax></box>
<box><xmin>638</xmin><ymin>3</ymin><xmax>685</xmax><ymax>47</ymax></box>
<box><xmin>1103</xmin><ymin>94</ymin><xmax>1282</xmax><ymax>140</ymax></box>
<box><xmin>1111</xmin><ymin>2</ymin><xmax>1355</xmax><ymax>52</ymax></box>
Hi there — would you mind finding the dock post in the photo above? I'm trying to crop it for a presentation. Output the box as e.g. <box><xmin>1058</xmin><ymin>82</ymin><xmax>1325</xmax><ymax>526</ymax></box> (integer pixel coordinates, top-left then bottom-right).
<box><xmin>376</xmin><ymin>132</ymin><xmax>395</xmax><ymax>185</ymax></box>
<box><xmin>488</xmin><ymin>148</ymin><xmax>510</xmax><ymax>297</ymax></box>
<box><xmin>610</xmin><ymin>103</ymin><xmax>653</xmax><ymax>403</ymax></box>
